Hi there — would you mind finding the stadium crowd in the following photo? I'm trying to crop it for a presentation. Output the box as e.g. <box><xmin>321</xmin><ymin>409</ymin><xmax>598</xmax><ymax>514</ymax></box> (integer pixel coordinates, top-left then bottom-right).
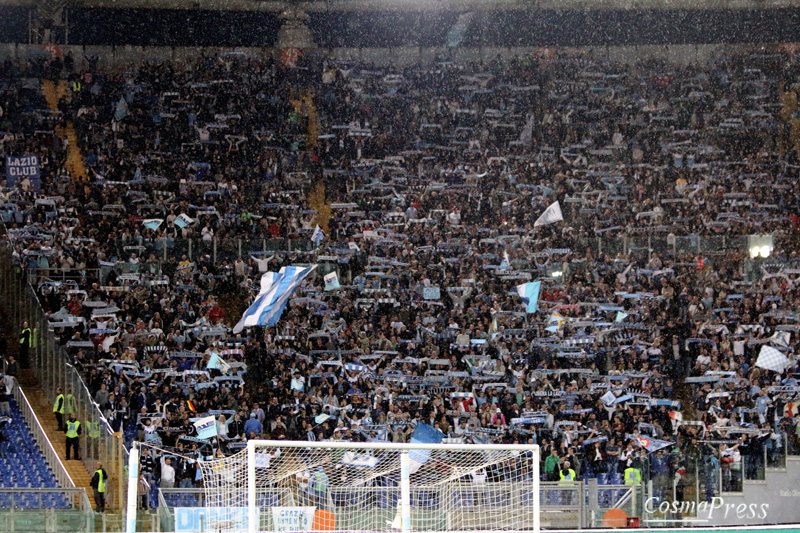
<box><xmin>1</xmin><ymin>47</ymin><xmax>800</xmax><ymax>501</ymax></box>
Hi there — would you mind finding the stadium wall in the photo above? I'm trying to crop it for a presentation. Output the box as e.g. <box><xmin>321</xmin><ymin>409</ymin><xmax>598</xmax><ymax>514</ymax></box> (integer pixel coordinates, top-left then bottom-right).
<box><xmin>695</xmin><ymin>456</ymin><xmax>800</xmax><ymax>526</ymax></box>
<box><xmin>0</xmin><ymin>42</ymin><xmax>779</xmax><ymax>68</ymax></box>
<box><xmin>2</xmin><ymin>6</ymin><xmax>800</xmax><ymax>47</ymax></box>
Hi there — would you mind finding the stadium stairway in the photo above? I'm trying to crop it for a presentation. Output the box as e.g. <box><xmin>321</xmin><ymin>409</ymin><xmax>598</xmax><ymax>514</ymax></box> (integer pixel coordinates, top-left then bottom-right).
<box><xmin>303</xmin><ymin>91</ymin><xmax>331</xmax><ymax>233</ymax></box>
<box><xmin>41</xmin><ymin>79</ymin><xmax>89</xmax><ymax>182</ymax></box>
<box><xmin>16</xmin><ymin>370</ymin><xmax>97</xmax><ymax>511</ymax></box>
<box><xmin>304</xmin><ymin>91</ymin><xmax>319</xmax><ymax>150</ymax></box>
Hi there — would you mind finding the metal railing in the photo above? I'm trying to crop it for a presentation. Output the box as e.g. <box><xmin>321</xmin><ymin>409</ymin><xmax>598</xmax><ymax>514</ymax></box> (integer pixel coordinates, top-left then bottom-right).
<box><xmin>0</xmin><ymin>488</ymin><xmax>94</xmax><ymax>533</ymax></box>
<box><xmin>0</xmin><ymin>240</ymin><xmax>129</xmax><ymax>513</ymax></box>
<box><xmin>9</xmin><ymin>381</ymin><xmax>75</xmax><ymax>490</ymax></box>
<box><xmin>0</xmin><ymin>488</ymin><xmax>92</xmax><ymax>511</ymax></box>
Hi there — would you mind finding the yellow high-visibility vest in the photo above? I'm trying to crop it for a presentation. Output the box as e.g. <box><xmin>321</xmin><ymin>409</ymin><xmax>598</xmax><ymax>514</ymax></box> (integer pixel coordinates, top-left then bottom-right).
<box><xmin>66</xmin><ymin>420</ymin><xmax>80</xmax><ymax>439</ymax></box>
<box><xmin>65</xmin><ymin>394</ymin><xmax>77</xmax><ymax>415</ymax></box>
<box><xmin>559</xmin><ymin>468</ymin><xmax>576</xmax><ymax>482</ymax></box>
<box><xmin>624</xmin><ymin>467</ymin><xmax>642</xmax><ymax>485</ymax></box>
<box><xmin>53</xmin><ymin>394</ymin><xmax>64</xmax><ymax>414</ymax></box>
<box><xmin>95</xmin><ymin>470</ymin><xmax>106</xmax><ymax>493</ymax></box>
<box><xmin>87</xmin><ymin>421</ymin><xmax>100</xmax><ymax>439</ymax></box>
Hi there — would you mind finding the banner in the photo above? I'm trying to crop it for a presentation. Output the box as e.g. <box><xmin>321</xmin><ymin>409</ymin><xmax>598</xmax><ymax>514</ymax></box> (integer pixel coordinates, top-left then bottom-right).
<box><xmin>423</xmin><ymin>286</ymin><xmax>441</xmax><ymax>300</ymax></box>
<box><xmin>6</xmin><ymin>155</ymin><xmax>40</xmax><ymax>190</ymax></box>
<box><xmin>193</xmin><ymin>416</ymin><xmax>218</xmax><ymax>440</ymax></box>
<box><xmin>175</xmin><ymin>507</ymin><xmax>257</xmax><ymax>532</ymax></box>
<box><xmin>270</xmin><ymin>507</ymin><xmax>316</xmax><ymax>532</ymax></box>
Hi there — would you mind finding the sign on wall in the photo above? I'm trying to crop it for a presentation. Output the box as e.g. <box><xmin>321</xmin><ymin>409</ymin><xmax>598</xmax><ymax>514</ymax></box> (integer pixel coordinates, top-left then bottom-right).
<box><xmin>174</xmin><ymin>507</ymin><xmax>257</xmax><ymax>532</ymax></box>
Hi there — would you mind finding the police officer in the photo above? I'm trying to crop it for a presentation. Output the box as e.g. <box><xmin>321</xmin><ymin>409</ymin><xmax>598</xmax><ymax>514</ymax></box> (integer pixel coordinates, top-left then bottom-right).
<box><xmin>624</xmin><ymin>463</ymin><xmax>642</xmax><ymax>485</ymax></box>
<box><xmin>53</xmin><ymin>387</ymin><xmax>65</xmax><ymax>431</ymax></box>
<box><xmin>91</xmin><ymin>462</ymin><xmax>108</xmax><ymax>512</ymax></box>
<box><xmin>559</xmin><ymin>461</ymin><xmax>577</xmax><ymax>505</ymax></box>
<box><xmin>65</xmin><ymin>413</ymin><xmax>81</xmax><ymax>460</ymax></box>
<box><xmin>559</xmin><ymin>460</ymin><xmax>577</xmax><ymax>482</ymax></box>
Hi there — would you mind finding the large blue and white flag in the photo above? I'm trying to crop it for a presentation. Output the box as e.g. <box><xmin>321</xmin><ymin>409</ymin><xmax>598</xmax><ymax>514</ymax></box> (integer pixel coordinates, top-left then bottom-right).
<box><xmin>174</xmin><ymin>213</ymin><xmax>194</xmax><ymax>228</ymax></box>
<box><xmin>409</xmin><ymin>422</ymin><xmax>445</xmax><ymax>474</ymax></box>
<box><xmin>634</xmin><ymin>435</ymin><xmax>673</xmax><ymax>454</ymax></box>
<box><xmin>534</xmin><ymin>201</ymin><xmax>563</xmax><ymax>227</ymax></box>
<box><xmin>515</xmin><ymin>281</ymin><xmax>541</xmax><ymax>314</ymax></box>
<box><xmin>311</xmin><ymin>225</ymin><xmax>325</xmax><ymax>246</ymax></box>
<box><xmin>233</xmin><ymin>265</ymin><xmax>317</xmax><ymax>333</ymax></box>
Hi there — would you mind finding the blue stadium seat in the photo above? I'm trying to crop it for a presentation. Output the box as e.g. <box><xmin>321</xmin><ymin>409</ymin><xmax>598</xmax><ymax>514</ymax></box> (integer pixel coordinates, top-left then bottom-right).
<box><xmin>0</xmin><ymin>399</ymin><xmax>65</xmax><ymax>506</ymax></box>
<box><xmin>258</xmin><ymin>494</ymin><xmax>280</xmax><ymax>508</ymax></box>
<box><xmin>597</xmin><ymin>473</ymin><xmax>608</xmax><ymax>485</ymax></box>
<box><xmin>412</xmin><ymin>491</ymin><xmax>438</xmax><ymax>508</ymax></box>
<box><xmin>379</xmin><ymin>492</ymin><xmax>398</xmax><ymax>508</ymax></box>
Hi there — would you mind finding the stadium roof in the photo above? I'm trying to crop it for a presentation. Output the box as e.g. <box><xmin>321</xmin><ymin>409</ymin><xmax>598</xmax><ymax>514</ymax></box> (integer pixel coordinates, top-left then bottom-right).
<box><xmin>1</xmin><ymin>0</ymin><xmax>797</xmax><ymax>11</ymax></box>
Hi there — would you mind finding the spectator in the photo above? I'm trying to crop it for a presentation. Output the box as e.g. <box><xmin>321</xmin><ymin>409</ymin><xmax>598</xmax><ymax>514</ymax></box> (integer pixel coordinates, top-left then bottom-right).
<box><xmin>244</xmin><ymin>412</ymin><xmax>262</xmax><ymax>437</ymax></box>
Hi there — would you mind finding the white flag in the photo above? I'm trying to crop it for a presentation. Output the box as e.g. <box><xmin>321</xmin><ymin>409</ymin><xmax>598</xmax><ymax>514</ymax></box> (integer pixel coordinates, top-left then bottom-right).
<box><xmin>755</xmin><ymin>345</ymin><xmax>791</xmax><ymax>373</ymax></box>
<box><xmin>534</xmin><ymin>201</ymin><xmax>563</xmax><ymax>227</ymax></box>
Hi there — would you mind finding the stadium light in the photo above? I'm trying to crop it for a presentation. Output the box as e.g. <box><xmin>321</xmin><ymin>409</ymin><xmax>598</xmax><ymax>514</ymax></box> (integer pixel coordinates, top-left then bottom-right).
<box><xmin>747</xmin><ymin>235</ymin><xmax>773</xmax><ymax>259</ymax></box>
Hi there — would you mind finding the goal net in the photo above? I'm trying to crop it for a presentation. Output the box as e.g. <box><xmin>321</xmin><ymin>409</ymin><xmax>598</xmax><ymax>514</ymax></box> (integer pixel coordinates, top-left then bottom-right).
<box><xmin>195</xmin><ymin>440</ymin><xmax>540</xmax><ymax>533</ymax></box>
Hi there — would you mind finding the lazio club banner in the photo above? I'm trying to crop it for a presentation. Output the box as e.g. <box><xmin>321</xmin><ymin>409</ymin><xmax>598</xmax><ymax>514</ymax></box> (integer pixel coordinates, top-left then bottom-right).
<box><xmin>6</xmin><ymin>155</ymin><xmax>41</xmax><ymax>191</ymax></box>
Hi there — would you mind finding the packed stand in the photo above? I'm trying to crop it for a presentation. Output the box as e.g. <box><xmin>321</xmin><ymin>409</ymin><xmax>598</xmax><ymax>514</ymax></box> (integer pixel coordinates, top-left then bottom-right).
<box><xmin>1</xmin><ymin>50</ymin><xmax>800</xmax><ymax>502</ymax></box>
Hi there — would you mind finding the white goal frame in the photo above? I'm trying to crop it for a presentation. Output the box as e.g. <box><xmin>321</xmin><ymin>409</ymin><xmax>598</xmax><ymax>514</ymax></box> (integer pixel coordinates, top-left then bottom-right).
<box><xmin>245</xmin><ymin>440</ymin><xmax>540</xmax><ymax>533</ymax></box>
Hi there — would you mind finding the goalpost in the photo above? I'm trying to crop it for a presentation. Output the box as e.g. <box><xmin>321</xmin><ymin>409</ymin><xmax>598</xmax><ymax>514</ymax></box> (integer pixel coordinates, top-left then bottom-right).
<box><xmin>185</xmin><ymin>440</ymin><xmax>540</xmax><ymax>533</ymax></box>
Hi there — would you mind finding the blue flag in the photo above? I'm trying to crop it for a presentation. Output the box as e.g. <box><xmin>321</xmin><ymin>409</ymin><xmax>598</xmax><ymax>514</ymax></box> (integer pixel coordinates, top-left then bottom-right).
<box><xmin>514</xmin><ymin>281</ymin><xmax>542</xmax><ymax>314</ymax></box>
<box><xmin>174</xmin><ymin>213</ymin><xmax>193</xmax><ymax>228</ymax></box>
<box><xmin>324</xmin><ymin>271</ymin><xmax>340</xmax><ymax>291</ymax></box>
<box><xmin>142</xmin><ymin>218</ymin><xmax>163</xmax><ymax>231</ymax></box>
<box><xmin>409</xmin><ymin>422</ymin><xmax>445</xmax><ymax>473</ymax></box>
<box><xmin>206</xmin><ymin>353</ymin><xmax>230</xmax><ymax>372</ymax></box>
<box><xmin>114</xmin><ymin>96</ymin><xmax>129</xmax><ymax>122</ymax></box>
<box><xmin>311</xmin><ymin>225</ymin><xmax>325</xmax><ymax>246</ymax></box>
